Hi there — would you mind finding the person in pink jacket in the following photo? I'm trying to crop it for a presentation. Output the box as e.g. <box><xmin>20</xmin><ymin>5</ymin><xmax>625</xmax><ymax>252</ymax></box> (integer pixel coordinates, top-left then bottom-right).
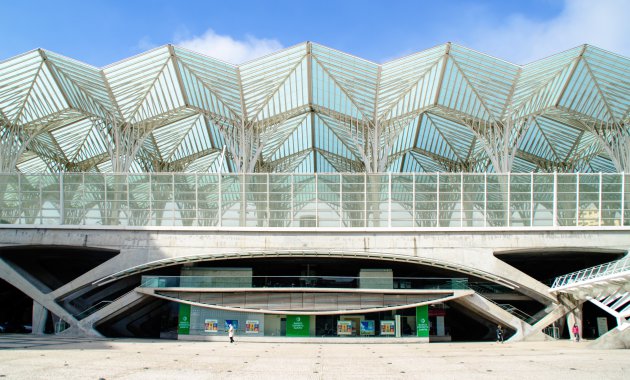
<box><xmin>572</xmin><ymin>324</ymin><xmax>580</xmax><ymax>342</ymax></box>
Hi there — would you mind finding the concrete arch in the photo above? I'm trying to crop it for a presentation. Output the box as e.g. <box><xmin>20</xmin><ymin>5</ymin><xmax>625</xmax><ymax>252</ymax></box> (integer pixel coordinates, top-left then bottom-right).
<box><xmin>94</xmin><ymin>249</ymin><xmax>521</xmax><ymax>289</ymax></box>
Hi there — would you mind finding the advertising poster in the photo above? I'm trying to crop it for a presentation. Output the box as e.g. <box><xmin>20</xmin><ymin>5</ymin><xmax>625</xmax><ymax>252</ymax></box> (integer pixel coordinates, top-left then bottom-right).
<box><xmin>286</xmin><ymin>315</ymin><xmax>310</xmax><ymax>337</ymax></box>
<box><xmin>360</xmin><ymin>320</ymin><xmax>375</xmax><ymax>336</ymax></box>
<box><xmin>380</xmin><ymin>320</ymin><xmax>395</xmax><ymax>335</ymax></box>
<box><xmin>225</xmin><ymin>319</ymin><xmax>239</xmax><ymax>331</ymax></box>
<box><xmin>246</xmin><ymin>320</ymin><xmax>260</xmax><ymax>334</ymax></box>
<box><xmin>204</xmin><ymin>319</ymin><xmax>218</xmax><ymax>333</ymax></box>
<box><xmin>337</xmin><ymin>320</ymin><xmax>353</xmax><ymax>335</ymax></box>
<box><xmin>177</xmin><ymin>303</ymin><xmax>190</xmax><ymax>335</ymax></box>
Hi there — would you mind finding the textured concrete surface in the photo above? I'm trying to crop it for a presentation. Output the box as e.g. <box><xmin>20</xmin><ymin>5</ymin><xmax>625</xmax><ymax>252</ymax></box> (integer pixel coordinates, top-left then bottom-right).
<box><xmin>0</xmin><ymin>335</ymin><xmax>628</xmax><ymax>379</ymax></box>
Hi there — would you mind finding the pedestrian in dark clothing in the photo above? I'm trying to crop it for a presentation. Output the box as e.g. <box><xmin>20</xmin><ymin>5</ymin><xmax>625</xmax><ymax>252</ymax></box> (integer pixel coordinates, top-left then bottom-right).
<box><xmin>496</xmin><ymin>325</ymin><xmax>504</xmax><ymax>343</ymax></box>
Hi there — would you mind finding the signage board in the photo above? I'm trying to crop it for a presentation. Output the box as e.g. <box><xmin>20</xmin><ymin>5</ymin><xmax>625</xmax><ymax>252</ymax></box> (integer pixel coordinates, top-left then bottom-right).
<box><xmin>177</xmin><ymin>303</ymin><xmax>191</xmax><ymax>335</ymax></box>
<box><xmin>286</xmin><ymin>315</ymin><xmax>310</xmax><ymax>337</ymax></box>
<box><xmin>416</xmin><ymin>305</ymin><xmax>430</xmax><ymax>337</ymax></box>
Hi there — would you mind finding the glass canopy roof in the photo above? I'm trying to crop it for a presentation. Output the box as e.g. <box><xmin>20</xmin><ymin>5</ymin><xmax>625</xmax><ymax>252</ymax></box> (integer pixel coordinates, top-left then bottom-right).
<box><xmin>0</xmin><ymin>42</ymin><xmax>628</xmax><ymax>174</ymax></box>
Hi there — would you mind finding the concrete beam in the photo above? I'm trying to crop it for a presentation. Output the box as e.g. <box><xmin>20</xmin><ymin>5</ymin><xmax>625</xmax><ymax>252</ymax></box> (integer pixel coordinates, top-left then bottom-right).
<box><xmin>0</xmin><ymin>258</ymin><xmax>78</xmax><ymax>330</ymax></box>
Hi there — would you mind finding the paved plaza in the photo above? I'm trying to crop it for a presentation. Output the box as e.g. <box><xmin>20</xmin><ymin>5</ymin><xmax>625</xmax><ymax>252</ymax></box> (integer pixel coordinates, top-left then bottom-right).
<box><xmin>0</xmin><ymin>335</ymin><xmax>628</xmax><ymax>379</ymax></box>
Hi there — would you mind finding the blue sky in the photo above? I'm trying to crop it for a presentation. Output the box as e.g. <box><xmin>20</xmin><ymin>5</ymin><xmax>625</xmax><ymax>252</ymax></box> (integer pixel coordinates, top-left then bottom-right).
<box><xmin>1</xmin><ymin>0</ymin><xmax>628</xmax><ymax>66</ymax></box>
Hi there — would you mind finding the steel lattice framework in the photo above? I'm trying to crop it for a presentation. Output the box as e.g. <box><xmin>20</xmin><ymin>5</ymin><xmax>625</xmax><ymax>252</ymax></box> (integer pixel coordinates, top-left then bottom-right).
<box><xmin>0</xmin><ymin>42</ymin><xmax>628</xmax><ymax>174</ymax></box>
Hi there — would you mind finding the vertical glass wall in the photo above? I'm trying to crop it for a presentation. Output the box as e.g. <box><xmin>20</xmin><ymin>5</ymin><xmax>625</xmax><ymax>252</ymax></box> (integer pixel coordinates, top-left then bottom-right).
<box><xmin>0</xmin><ymin>173</ymin><xmax>627</xmax><ymax>228</ymax></box>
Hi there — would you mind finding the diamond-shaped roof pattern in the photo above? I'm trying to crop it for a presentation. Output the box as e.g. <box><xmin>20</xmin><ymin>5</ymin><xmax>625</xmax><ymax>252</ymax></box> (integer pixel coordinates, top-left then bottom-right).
<box><xmin>1</xmin><ymin>42</ymin><xmax>628</xmax><ymax>174</ymax></box>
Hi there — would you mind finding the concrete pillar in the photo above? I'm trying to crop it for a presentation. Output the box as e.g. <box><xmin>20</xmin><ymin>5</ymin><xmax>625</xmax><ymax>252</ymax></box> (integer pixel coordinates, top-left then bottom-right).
<box><xmin>566</xmin><ymin>304</ymin><xmax>583</xmax><ymax>340</ymax></box>
<box><xmin>32</xmin><ymin>301</ymin><xmax>47</xmax><ymax>334</ymax></box>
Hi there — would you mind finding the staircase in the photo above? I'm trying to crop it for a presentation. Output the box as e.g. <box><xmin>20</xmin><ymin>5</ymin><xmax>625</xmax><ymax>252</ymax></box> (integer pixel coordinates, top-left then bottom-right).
<box><xmin>550</xmin><ymin>255</ymin><xmax>630</xmax><ymax>344</ymax></box>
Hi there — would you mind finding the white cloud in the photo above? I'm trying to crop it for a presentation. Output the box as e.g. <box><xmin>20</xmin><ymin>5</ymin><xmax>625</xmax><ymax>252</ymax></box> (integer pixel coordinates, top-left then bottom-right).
<box><xmin>464</xmin><ymin>0</ymin><xmax>630</xmax><ymax>64</ymax></box>
<box><xmin>175</xmin><ymin>29</ymin><xmax>283</xmax><ymax>64</ymax></box>
<box><xmin>137</xmin><ymin>36</ymin><xmax>157</xmax><ymax>52</ymax></box>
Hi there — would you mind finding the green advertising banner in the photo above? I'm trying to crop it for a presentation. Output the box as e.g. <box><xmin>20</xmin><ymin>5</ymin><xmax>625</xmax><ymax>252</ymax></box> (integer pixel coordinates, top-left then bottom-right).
<box><xmin>286</xmin><ymin>315</ymin><xmax>310</xmax><ymax>337</ymax></box>
<box><xmin>416</xmin><ymin>305</ymin><xmax>429</xmax><ymax>338</ymax></box>
<box><xmin>178</xmin><ymin>303</ymin><xmax>191</xmax><ymax>335</ymax></box>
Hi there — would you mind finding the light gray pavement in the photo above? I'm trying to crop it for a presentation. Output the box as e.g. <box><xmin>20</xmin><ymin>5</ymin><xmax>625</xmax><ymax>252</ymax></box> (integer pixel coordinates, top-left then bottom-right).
<box><xmin>0</xmin><ymin>335</ymin><xmax>628</xmax><ymax>380</ymax></box>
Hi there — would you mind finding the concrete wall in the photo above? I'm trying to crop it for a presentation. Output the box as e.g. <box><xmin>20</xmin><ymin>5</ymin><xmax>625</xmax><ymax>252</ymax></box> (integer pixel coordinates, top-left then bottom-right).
<box><xmin>1</xmin><ymin>225</ymin><xmax>629</xmax><ymax>337</ymax></box>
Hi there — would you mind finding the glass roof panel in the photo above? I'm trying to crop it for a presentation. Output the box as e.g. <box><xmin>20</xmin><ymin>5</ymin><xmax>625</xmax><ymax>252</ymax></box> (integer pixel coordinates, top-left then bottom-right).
<box><xmin>512</xmin><ymin>46</ymin><xmax>582</xmax><ymax>117</ymax></box>
<box><xmin>1</xmin><ymin>43</ymin><xmax>628</xmax><ymax>174</ymax></box>
<box><xmin>44</xmin><ymin>50</ymin><xmax>114</xmax><ymax>118</ymax></box>
<box><xmin>103</xmin><ymin>46</ymin><xmax>182</xmax><ymax>122</ymax></box>
<box><xmin>173</xmin><ymin>46</ymin><xmax>242</xmax><ymax>119</ymax></box>
<box><xmin>379</xmin><ymin>44</ymin><xmax>446</xmax><ymax>118</ymax></box>
<box><xmin>264</xmin><ymin>114</ymin><xmax>310</xmax><ymax>161</ymax></box>
<box><xmin>311</xmin><ymin>44</ymin><xmax>379</xmax><ymax>119</ymax></box>
<box><xmin>448</xmin><ymin>44</ymin><xmax>520</xmax><ymax>120</ymax></box>
<box><xmin>239</xmin><ymin>44</ymin><xmax>307</xmax><ymax>119</ymax></box>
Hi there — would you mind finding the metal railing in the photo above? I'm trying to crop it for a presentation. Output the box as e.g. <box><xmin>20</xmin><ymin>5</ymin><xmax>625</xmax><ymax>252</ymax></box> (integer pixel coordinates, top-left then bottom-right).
<box><xmin>140</xmin><ymin>275</ymin><xmax>469</xmax><ymax>290</ymax></box>
<box><xmin>543</xmin><ymin>326</ymin><xmax>560</xmax><ymax>339</ymax></box>
<box><xmin>73</xmin><ymin>301</ymin><xmax>114</xmax><ymax>320</ymax></box>
<box><xmin>467</xmin><ymin>282</ymin><xmax>514</xmax><ymax>294</ymax></box>
<box><xmin>0</xmin><ymin>172</ymin><xmax>628</xmax><ymax>229</ymax></box>
<box><xmin>551</xmin><ymin>255</ymin><xmax>630</xmax><ymax>289</ymax></box>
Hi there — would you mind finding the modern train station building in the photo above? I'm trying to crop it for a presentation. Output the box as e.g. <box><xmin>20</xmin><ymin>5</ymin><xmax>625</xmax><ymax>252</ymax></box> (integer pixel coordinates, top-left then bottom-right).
<box><xmin>0</xmin><ymin>42</ymin><xmax>629</xmax><ymax>343</ymax></box>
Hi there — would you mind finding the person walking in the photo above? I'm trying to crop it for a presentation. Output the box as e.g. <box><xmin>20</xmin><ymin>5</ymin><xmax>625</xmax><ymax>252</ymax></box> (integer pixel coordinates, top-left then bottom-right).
<box><xmin>572</xmin><ymin>324</ymin><xmax>580</xmax><ymax>342</ymax></box>
<box><xmin>496</xmin><ymin>325</ymin><xmax>504</xmax><ymax>343</ymax></box>
<box><xmin>228</xmin><ymin>323</ymin><xmax>235</xmax><ymax>343</ymax></box>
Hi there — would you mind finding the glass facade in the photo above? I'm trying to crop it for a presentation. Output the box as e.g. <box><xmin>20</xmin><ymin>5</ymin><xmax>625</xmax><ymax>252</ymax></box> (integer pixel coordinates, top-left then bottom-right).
<box><xmin>1</xmin><ymin>172</ymin><xmax>627</xmax><ymax>228</ymax></box>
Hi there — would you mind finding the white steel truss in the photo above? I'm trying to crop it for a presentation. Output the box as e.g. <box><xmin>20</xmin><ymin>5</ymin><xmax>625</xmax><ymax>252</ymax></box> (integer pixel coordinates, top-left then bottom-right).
<box><xmin>0</xmin><ymin>43</ymin><xmax>628</xmax><ymax>174</ymax></box>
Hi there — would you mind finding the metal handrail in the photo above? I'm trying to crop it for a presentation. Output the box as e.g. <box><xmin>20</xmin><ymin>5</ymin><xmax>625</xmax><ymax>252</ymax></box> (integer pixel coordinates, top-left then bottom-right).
<box><xmin>140</xmin><ymin>275</ymin><xmax>469</xmax><ymax>290</ymax></box>
<box><xmin>73</xmin><ymin>300</ymin><xmax>113</xmax><ymax>320</ymax></box>
<box><xmin>551</xmin><ymin>255</ymin><xmax>630</xmax><ymax>289</ymax></box>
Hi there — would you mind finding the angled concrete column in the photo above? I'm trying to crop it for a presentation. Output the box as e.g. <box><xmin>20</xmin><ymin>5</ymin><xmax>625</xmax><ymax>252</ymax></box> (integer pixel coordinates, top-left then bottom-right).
<box><xmin>32</xmin><ymin>301</ymin><xmax>47</xmax><ymax>334</ymax></box>
<box><xmin>0</xmin><ymin>259</ymin><xmax>78</xmax><ymax>331</ymax></box>
<box><xmin>452</xmin><ymin>293</ymin><xmax>542</xmax><ymax>342</ymax></box>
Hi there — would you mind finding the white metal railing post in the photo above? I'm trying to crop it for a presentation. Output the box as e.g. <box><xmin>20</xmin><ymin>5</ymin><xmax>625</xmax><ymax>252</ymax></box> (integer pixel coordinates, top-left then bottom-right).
<box><xmin>59</xmin><ymin>172</ymin><xmax>64</xmax><ymax>224</ymax></box>
<box><xmin>172</xmin><ymin>173</ymin><xmax>175</xmax><ymax>226</ymax></box>
<box><xmin>460</xmin><ymin>172</ymin><xmax>463</xmax><ymax>227</ymax></box>
<box><xmin>82</xmin><ymin>173</ymin><xmax>86</xmax><ymax>225</ymax></box>
<box><xmin>622</xmin><ymin>173</ymin><xmax>625</xmax><ymax>226</ymax></box>
<box><xmin>290</xmin><ymin>174</ymin><xmax>294</xmax><ymax>226</ymax></box>
<box><xmin>388</xmin><ymin>172</ymin><xmax>392</xmax><ymax>228</ymax></box>
<box><xmin>484</xmin><ymin>172</ymin><xmax>487</xmax><ymax>227</ymax></box>
<box><xmin>507</xmin><ymin>172</ymin><xmax>511</xmax><ymax>227</ymax></box>
<box><xmin>436</xmin><ymin>173</ymin><xmax>440</xmax><ymax>227</ymax></box>
<box><xmin>597</xmin><ymin>172</ymin><xmax>604</xmax><ymax>227</ymax></box>
<box><xmin>413</xmin><ymin>173</ymin><xmax>416</xmax><ymax>227</ymax></box>
<box><xmin>148</xmin><ymin>174</ymin><xmax>152</xmax><ymax>226</ymax></box>
<box><xmin>38</xmin><ymin>175</ymin><xmax>42</xmax><ymax>224</ymax></box>
<box><xmin>104</xmin><ymin>174</ymin><xmax>107</xmax><ymax>225</ymax></box>
<box><xmin>315</xmin><ymin>173</ymin><xmax>318</xmax><ymax>227</ymax></box>
<box><xmin>576</xmin><ymin>173</ymin><xmax>580</xmax><ymax>226</ymax></box>
<box><xmin>530</xmin><ymin>172</ymin><xmax>534</xmax><ymax>227</ymax></box>
<box><xmin>126</xmin><ymin>174</ymin><xmax>130</xmax><ymax>226</ymax></box>
<box><xmin>267</xmin><ymin>173</ymin><xmax>270</xmax><ymax>227</ymax></box>
<box><xmin>364</xmin><ymin>172</ymin><xmax>367</xmax><ymax>227</ymax></box>
<box><xmin>339</xmin><ymin>173</ymin><xmax>343</xmax><ymax>227</ymax></box>
<box><xmin>218</xmin><ymin>173</ymin><xmax>222</xmax><ymax>227</ymax></box>
<box><xmin>195</xmin><ymin>173</ymin><xmax>199</xmax><ymax>226</ymax></box>
<box><xmin>17</xmin><ymin>173</ymin><xmax>21</xmax><ymax>224</ymax></box>
<box><xmin>553</xmin><ymin>172</ymin><xmax>558</xmax><ymax>227</ymax></box>
<box><xmin>241</xmin><ymin>173</ymin><xmax>246</xmax><ymax>227</ymax></box>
